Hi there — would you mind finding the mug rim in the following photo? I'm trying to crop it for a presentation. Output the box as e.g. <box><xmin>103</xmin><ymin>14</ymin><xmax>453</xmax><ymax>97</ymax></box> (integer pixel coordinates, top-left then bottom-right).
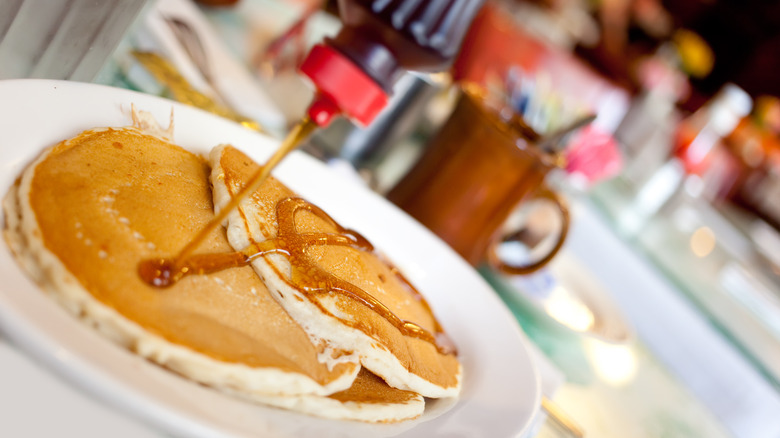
<box><xmin>458</xmin><ymin>82</ymin><xmax>563</xmax><ymax>168</ymax></box>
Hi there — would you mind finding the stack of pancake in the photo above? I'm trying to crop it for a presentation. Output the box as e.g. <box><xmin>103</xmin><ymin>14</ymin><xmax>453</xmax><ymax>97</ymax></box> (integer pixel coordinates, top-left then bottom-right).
<box><xmin>2</xmin><ymin>114</ymin><xmax>461</xmax><ymax>423</ymax></box>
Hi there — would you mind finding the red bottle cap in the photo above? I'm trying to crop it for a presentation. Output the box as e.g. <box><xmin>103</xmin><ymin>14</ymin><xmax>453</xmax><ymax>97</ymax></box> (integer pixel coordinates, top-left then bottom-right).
<box><xmin>299</xmin><ymin>44</ymin><xmax>388</xmax><ymax>127</ymax></box>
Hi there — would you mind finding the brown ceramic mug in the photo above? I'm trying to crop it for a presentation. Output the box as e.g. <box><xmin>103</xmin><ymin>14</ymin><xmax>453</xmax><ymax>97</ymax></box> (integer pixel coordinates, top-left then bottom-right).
<box><xmin>387</xmin><ymin>83</ymin><xmax>570</xmax><ymax>275</ymax></box>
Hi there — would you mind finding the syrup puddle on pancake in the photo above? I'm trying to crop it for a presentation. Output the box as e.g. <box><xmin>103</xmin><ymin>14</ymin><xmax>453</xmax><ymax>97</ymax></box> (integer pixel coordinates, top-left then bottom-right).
<box><xmin>139</xmin><ymin>196</ymin><xmax>456</xmax><ymax>356</ymax></box>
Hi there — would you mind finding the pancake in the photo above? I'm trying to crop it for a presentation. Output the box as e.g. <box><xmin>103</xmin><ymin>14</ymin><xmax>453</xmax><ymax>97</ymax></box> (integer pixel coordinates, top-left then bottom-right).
<box><xmin>235</xmin><ymin>369</ymin><xmax>424</xmax><ymax>423</ymax></box>
<box><xmin>2</xmin><ymin>124</ymin><xmax>366</xmax><ymax>398</ymax></box>
<box><xmin>210</xmin><ymin>145</ymin><xmax>462</xmax><ymax>398</ymax></box>
<box><xmin>3</xmin><ymin>120</ymin><xmax>434</xmax><ymax>422</ymax></box>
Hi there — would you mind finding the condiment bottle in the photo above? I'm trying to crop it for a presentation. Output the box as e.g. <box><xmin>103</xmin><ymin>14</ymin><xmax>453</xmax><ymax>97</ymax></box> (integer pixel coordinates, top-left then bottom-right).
<box><xmin>299</xmin><ymin>0</ymin><xmax>484</xmax><ymax>127</ymax></box>
<box><xmin>620</xmin><ymin>84</ymin><xmax>752</xmax><ymax>235</ymax></box>
<box><xmin>673</xmin><ymin>84</ymin><xmax>752</xmax><ymax>176</ymax></box>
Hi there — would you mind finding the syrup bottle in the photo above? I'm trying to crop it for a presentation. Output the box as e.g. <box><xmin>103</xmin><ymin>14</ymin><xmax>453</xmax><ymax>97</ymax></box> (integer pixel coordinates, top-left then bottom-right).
<box><xmin>300</xmin><ymin>0</ymin><xmax>485</xmax><ymax>127</ymax></box>
<box><xmin>141</xmin><ymin>1</ymin><xmax>484</xmax><ymax>286</ymax></box>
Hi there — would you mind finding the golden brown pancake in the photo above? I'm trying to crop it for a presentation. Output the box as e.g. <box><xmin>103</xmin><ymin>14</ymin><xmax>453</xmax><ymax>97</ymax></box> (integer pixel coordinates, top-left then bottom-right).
<box><xmin>1</xmin><ymin>117</ymin><xmax>447</xmax><ymax>421</ymax></box>
<box><xmin>237</xmin><ymin>369</ymin><xmax>424</xmax><ymax>423</ymax></box>
<box><xmin>6</xmin><ymin>125</ymin><xmax>362</xmax><ymax>397</ymax></box>
<box><xmin>210</xmin><ymin>145</ymin><xmax>462</xmax><ymax>398</ymax></box>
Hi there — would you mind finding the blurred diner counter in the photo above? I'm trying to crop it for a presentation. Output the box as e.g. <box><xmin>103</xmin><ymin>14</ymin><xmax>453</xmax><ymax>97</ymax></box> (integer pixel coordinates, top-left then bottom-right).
<box><xmin>3</xmin><ymin>0</ymin><xmax>780</xmax><ymax>437</ymax></box>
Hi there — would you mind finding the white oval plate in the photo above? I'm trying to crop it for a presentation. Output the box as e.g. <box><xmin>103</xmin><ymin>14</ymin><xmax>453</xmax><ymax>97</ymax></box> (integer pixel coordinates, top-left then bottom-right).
<box><xmin>0</xmin><ymin>79</ymin><xmax>540</xmax><ymax>438</ymax></box>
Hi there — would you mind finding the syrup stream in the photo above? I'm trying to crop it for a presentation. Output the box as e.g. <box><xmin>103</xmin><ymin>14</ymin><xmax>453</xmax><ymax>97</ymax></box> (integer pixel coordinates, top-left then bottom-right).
<box><xmin>175</xmin><ymin>116</ymin><xmax>317</xmax><ymax>263</ymax></box>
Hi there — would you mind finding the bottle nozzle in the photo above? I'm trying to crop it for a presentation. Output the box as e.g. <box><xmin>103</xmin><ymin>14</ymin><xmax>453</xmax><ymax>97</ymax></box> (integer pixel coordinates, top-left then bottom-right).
<box><xmin>307</xmin><ymin>94</ymin><xmax>342</xmax><ymax>127</ymax></box>
<box><xmin>299</xmin><ymin>44</ymin><xmax>388</xmax><ymax>127</ymax></box>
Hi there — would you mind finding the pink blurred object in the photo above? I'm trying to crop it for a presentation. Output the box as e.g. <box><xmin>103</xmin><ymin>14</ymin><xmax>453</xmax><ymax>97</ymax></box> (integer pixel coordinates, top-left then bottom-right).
<box><xmin>564</xmin><ymin>125</ymin><xmax>624</xmax><ymax>187</ymax></box>
<box><xmin>637</xmin><ymin>56</ymin><xmax>690</xmax><ymax>101</ymax></box>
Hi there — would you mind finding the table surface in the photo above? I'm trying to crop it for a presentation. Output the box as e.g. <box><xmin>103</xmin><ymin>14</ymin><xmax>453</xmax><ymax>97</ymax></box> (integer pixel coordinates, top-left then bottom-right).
<box><xmin>587</xmin><ymin>176</ymin><xmax>780</xmax><ymax>438</ymax></box>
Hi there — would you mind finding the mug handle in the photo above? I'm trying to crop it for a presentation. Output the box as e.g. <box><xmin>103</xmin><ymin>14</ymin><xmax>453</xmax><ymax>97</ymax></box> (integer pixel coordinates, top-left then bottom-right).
<box><xmin>486</xmin><ymin>187</ymin><xmax>570</xmax><ymax>275</ymax></box>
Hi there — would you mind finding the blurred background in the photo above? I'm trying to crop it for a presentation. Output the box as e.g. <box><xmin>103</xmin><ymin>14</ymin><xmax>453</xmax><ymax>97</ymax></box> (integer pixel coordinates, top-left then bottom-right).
<box><xmin>2</xmin><ymin>0</ymin><xmax>780</xmax><ymax>437</ymax></box>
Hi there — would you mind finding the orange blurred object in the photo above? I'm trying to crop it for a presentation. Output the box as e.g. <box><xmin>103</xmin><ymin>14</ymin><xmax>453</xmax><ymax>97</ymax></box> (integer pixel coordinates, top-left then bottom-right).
<box><xmin>672</xmin><ymin>84</ymin><xmax>752</xmax><ymax>176</ymax></box>
<box><xmin>717</xmin><ymin>98</ymin><xmax>780</xmax><ymax>230</ymax></box>
<box><xmin>452</xmin><ymin>3</ymin><xmax>545</xmax><ymax>84</ymax></box>
<box><xmin>451</xmin><ymin>2</ymin><xmax>630</xmax><ymax>134</ymax></box>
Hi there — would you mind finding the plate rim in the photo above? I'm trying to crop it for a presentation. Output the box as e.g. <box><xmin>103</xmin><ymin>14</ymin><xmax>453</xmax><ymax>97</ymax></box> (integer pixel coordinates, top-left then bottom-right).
<box><xmin>0</xmin><ymin>78</ymin><xmax>542</xmax><ymax>438</ymax></box>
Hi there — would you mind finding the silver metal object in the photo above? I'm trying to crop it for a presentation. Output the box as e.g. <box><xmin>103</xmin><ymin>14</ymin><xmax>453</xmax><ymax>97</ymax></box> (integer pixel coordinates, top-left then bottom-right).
<box><xmin>542</xmin><ymin>397</ymin><xmax>585</xmax><ymax>437</ymax></box>
<box><xmin>305</xmin><ymin>71</ymin><xmax>444</xmax><ymax>169</ymax></box>
<box><xmin>164</xmin><ymin>14</ymin><xmax>230</xmax><ymax>106</ymax></box>
<box><xmin>0</xmin><ymin>0</ymin><xmax>149</xmax><ymax>81</ymax></box>
<box><xmin>538</xmin><ymin>114</ymin><xmax>597</xmax><ymax>153</ymax></box>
